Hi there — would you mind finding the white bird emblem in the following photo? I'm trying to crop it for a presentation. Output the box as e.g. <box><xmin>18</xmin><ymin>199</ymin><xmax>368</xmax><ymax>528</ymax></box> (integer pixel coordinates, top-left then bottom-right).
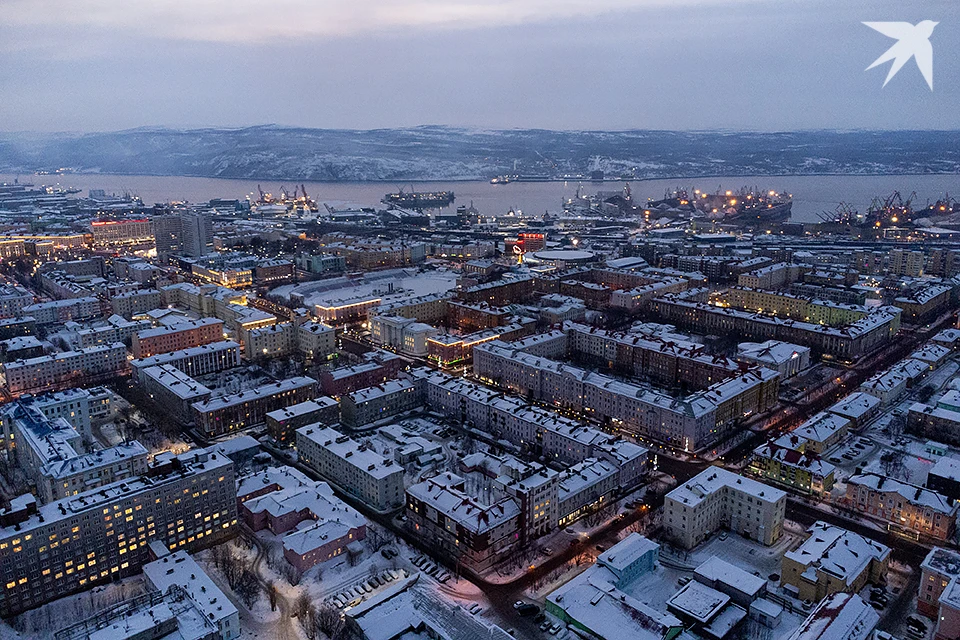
<box><xmin>863</xmin><ymin>21</ymin><xmax>938</xmax><ymax>90</ymax></box>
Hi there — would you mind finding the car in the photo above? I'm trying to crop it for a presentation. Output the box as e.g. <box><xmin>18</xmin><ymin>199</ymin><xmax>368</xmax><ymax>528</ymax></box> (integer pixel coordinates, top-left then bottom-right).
<box><xmin>870</xmin><ymin>600</ymin><xmax>884</xmax><ymax>610</ymax></box>
<box><xmin>543</xmin><ymin>547</ymin><xmax>554</xmax><ymax>554</ymax></box>
<box><xmin>907</xmin><ymin>616</ymin><xmax>927</xmax><ymax>631</ymax></box>
<box><xmin>595</xmin><ymin>545</ymin><xmax>607</xmax><ymax>552</ymax></box>
<box><xmin>802</xmin><ymin>600</ymin><xmax>813</xmax><ymax>611</ymax></box>
<box><xmin>550</xmin><ymin>624</ymin><xmax>562</xmax><ymax>635</ymax></box>
<box><xmin>719</xmin><ymin>532</ymin><xmax>728</xmax><ymax>541</ymax></box>
<box><xmin>540</xmin><ymin>621</ymin><xmax>552</xmax><ymax>631</ymax></box>
<box><xmin>534</xmin><ymin>612</ymin><xmax>546</xmax><ymax>623</ymax></box>
<box><xmin>514</xmin><ymin>601</ymin><xmax>525</xmax><ymax>610</ymax></box>
<box><xmin>678</xmin><ymin>576</ymin><xmax>691</xmax><ymax>586</ymax></box>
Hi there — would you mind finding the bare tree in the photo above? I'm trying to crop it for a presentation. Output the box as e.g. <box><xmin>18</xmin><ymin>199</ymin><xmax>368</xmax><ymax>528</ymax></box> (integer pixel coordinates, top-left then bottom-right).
<box><xmin>235</xmin><ymin>569</ymin><xmax>261</xmax><ymax>608</ymax></box>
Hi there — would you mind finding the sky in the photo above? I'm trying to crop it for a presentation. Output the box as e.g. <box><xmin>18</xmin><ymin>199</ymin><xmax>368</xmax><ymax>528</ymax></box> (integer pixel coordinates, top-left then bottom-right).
<box><xmin>1</xmin><ymin>0</ymin><xmax>957</xmax><ymax>132</ymax></box>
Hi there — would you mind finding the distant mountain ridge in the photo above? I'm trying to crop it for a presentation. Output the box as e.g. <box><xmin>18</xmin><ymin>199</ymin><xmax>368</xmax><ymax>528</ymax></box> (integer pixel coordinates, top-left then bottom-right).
<box><xmin>0</xmin><ymin>126</ymin><xmax>958</xmax><ymax>182</ymax></box>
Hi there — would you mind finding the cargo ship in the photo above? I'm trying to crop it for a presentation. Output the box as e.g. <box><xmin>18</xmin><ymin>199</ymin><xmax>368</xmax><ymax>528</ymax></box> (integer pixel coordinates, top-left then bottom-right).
<box><xmin>382</xmin><ymin>188</ymin><xmax>455</xmax><ymax>209</ymax></box>
<box><xmin>647</xmin><ymin>186</ymin><xmax>792</xmax><ymax>223</ymax></box>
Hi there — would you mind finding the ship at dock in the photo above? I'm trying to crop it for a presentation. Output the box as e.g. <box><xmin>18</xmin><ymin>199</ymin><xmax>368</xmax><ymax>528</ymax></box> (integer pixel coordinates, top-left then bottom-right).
<box><xmin>647</xmin><ymin>186</ymin><xmax>793</xmax><ymax>223</ymax></box>
<box><xmin>382</xmin><ymin>187</ymin><xmax>455</xmax><ymax>209</ymax></box>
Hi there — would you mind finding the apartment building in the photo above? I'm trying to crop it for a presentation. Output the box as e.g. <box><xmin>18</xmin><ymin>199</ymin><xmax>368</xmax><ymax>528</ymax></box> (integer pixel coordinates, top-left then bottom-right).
<box><xmin>406</xmin><ymin>472</ymin><xmax>520</xmax><ymax>572</ymax></box>
<box><xmin>132</xmin><ymin>317</ymin><xmax>225</xmax><ymax>359</ymax></box>
<box><xmin>141</xmin><ymin>364</ymin><xmax>213</xmax><ymax>425</ymax></box>
<box><xmin>244</xmin><ymin>321</ymin><xmax>295</xmax><ymax>358</ymax></box>
<box><xmin>0</xmin><ymin>285</ymin><xmax>33</xmax><ymax>318</ymax></box>
<box><xmin>143</xmin><ymin>551</ymin><xmax>240</xmax><ymax>640</ymax></box>
<box><xmin>410</xmin><ymin>368</ymin><xmax>649</xmax><ymax>477</ymax></box>
<box><xmin>130</xmin><ymin>340</ymin><xmax>241</xmax><ymax>383</ymax></box>
<box><xmin>297</xmin><ymin>320</ymin><xmax>336</xmax><ymax>361</ymax></box>
<box><xmin>749</xmin><ymin>436</ymin><xmax>835</xmax><ymax>496</ymax></box>
<box><xmin>2</xmin><ymin>343</ymin><xmax>128</xmax><ymax>395</ymax></box>
<box><xmin>319</xmin><ymin>352</ymin><xmax>405</xmax><ymax>397</ymax></box>
<box><xmin>473</xmin><ymin>340</ymin><xmax>779</xmax><ymax>453</ymax></box>
<box><xmin>781</xmin><ymin>522</ymin><xmax>890</xmax><ymax>602</ymax></box>
<box><xmin>664</xmin><ymin>467</ymin><xmax>786</xmax><ymax>549</ymax></box>
<box><xmin>266</xmin><ymin>398</ymin><xmax>340</xmax><ymax>447</ymax></box>
<box><xmin>110</xmin><ymin>289</ymin><xmax>162</xmax><ymax>319</ymax></box>
<box><xmin>192</xmin><ymin>377</ymin><xmax>317</xmax><ymax>438</ymax></box>
<box><xmin>0</xmin><ymin>447</ymin><xmax>238</xmax><ymax>616</ymax></box>
<box><xmin>845</xmin><ymin>472</ymin><xmax>958</xmax><ymax>541</ymax></box>
<box><xmin>340</xmin><ymin>379</ymin><xmax>421</xmax><ymax>429</ymax></box>
<box><xmin>296</xmin><ymin>425</ymin><xmax>404</xmax><ymax>511</ymax></box>
<box><xmin>22</xmin><ymin>296</ymin><xmax>102</xmax><ymax>325</ymax></box>
<box><xmin>651</xmin><ymin>292</ymin><xmax>901</xmax><ymax>361</ymax></box>
<box><xmin>77</xmin><ymin>315</ymin><xmax>152</xmax><ymax>349</ymax></box>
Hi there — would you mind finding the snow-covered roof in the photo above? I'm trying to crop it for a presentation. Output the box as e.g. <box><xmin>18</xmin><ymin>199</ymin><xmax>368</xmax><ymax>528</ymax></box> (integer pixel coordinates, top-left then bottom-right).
<box><xmin>694</xmin><ymin>556</ymin><xmax>767</xmax><ymax>598</ymax></box>
<box><xmin>406</xmin><ymin>472</ymin><xmax>520</xmax><ymax>534</ymax></box>
<box><xmin>783</xmin><ymin>522</ymin><xmax>889</xmax><ymax>586</ymax></box>
<box><xmin>667</xmin><ymin>467</ymin><xmax>785</xmax><ymax>508</ymax></box>
<box><xmin>143</xmin><ymin>551</ymin><xmax>237</xmax><ymax>632</ymax></box>
<box><xmin>787</xmin><ymin>592</ymin><xmax>878</xmax><ymax>640</ymax></box>
<box><xmin>827</xmin><ymin>392</ymin><xmax>880</xmax><ymax>422</ymax></box>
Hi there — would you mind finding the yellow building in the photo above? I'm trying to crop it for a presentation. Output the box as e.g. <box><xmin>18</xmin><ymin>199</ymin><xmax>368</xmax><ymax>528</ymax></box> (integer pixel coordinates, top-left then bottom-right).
<box><xmin>781</xmin><ymin>522</ymin><xmax>889</xmax><ymax>602</ymax></box>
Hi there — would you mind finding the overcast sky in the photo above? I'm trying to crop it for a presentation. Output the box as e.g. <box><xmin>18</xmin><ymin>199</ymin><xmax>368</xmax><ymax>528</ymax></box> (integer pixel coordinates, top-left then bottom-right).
<box><xmin>1</xmin><ymin>0</ymin><xmax>956</xmax><ymax>132</ymax></box>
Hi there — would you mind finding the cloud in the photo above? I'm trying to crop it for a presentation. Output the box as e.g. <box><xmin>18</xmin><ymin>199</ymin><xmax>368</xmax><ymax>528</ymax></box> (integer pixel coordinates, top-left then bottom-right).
<box><xmin>4</xmin><ymin>0</ymin><xmax>768</xmax><ymax>43</ymax></box>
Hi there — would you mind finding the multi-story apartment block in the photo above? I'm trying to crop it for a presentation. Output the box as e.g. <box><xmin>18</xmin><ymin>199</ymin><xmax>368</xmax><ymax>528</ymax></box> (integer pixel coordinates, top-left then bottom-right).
<box><xmin>474</xmin><ymin>340</ymin><xmax>778</xmax><ymax>453</ymax></box>
<box><xmin>781</xmin><ymin>522</ymin><xmax>889</xmax><ymax>602</ymax></box>
<box><xmin>556</xmin><ymin>458</ymin><xmax>619</xmax><ymax>527</ymax></box>
<box><xmin>132</xmin><ymin>317</ymin><xmax>225</xmax><ymax>359</ymax></box>
<box><xmin>0</xmin><ymin>285</ymin><xmax>33</xmax><ymax>319</ymax></box>
<box><xmin>266</xmin><ymin>398</ymin><xmax>340</xmax><ymax>447</ymax></box>
<box><xmin>406</xmin><ymin>472</ymin><xmax>520</xmax><ymax>572</ymax></box>
<box><xmin>296</xmin><ymin>425</ymin><xmax>404</xmax><ymax>511</ymax></box>
<box><xmin>340</xmin><ymin>379</ymin><xmax>421</xmax><ymax>429</ymax></box>
<box><xmin>89</xmin><ymin>218</ymin><xmax>154</xmax><ymax>247</ymax></box>
<box><xmin>130</xmin><ymin>340</ymin><xmax>241</xmax><ymax>382</ymax></box>
<box><xmin>22</xmin><ymin>296</ymin><xmax>102</xmax><ymax>325</ymax></box>
<box><xmin>77</xmin><ymin>315</ymin><xmax>152</xmax><ymax>349</ymax></box>
<box><xmin>192</xmin><ymin>377</ymin><xmax>317</xmax><ymax>438</ymax></box>
<box><xmin>2</xmin><ymin>343</ymin><xmax>128</xmax><ymax>395</ymax></box>
<box><xmin>318</xmin><ymin>352</ymin><xmax>405</xmax><ymax>397</ymax></box>
<box><xmin>244</xmin><ymin>321</ymin><xmax>295</xmax><ymax>358</ymax></box>
<box><xmin>749</xmin><ymin>436</ymin><xmax>835</xmax><ymax>495</ymax></box>
<box><xmin>1</xmin><ymin>399</ymin><xmax>149</xmax><ymax>503</ymax></box>
<box><xmin>109</xmin><ymin>288</ymin><xmax>162</xmax><ymax>319</ymax></box>
<box><xmin>918</xmin><ymin>547</ymin><xmax>960</xmax><ymax>622</ymax></box>
<box><xmin>410</xmin><ymin>368</ymin><xmax>649</xmax><ymax>475</ymax></box>
<box><xmin>664</xmin><ymin>467</ymin><xmax>786</xmax><ymax>549</ymax></box>
<box><xmin>0</xmin><ymin>447</ymin><xmax>237</xmax><ymax>616</ymax></box>
<box><xmin>297</xmin><ymin>320</ymin><xmax>337</xmax><ymax>361</ymax></box>
<box><xmin>651</xmin><ymin>291</ymin><xmax>901</xmax><ymax>361</ymax></box>
<box><xmin>846</xmin><ymin>472</ymin><xmax>958</xmax><ymax>540</ymax></box>
<box><xmin>143</xmin><ymin>550</ymin><xmax>240</xmax><ymax>640</ymax></box>
<box><xmin>141</xmin><ymin>364</ymin><xmax>213</xmax><ymax>425</ymax></box>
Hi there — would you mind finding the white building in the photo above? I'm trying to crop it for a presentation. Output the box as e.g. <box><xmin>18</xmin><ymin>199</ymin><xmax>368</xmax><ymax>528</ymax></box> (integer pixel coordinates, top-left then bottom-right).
<box><xmin>144</xmin><ymin>550</ymin><xmax>240</xmax><ymax>640</ymax></box>
<box><xmin>370</xmin><ymin>315</ymin><xmax>438</xmax><ymax>356</ymax></box>
<box><xmin>296</xmin><ymin>424</ymin><xmax>405</xmax><ymax>511</ymax></box>
<box><xmin>664</xmin><ymin>467</ymin><xmax>786</xmax><ymax>549</ymax></box>
<box><xmin>297</xmin><ymin>320</ymin><xmax>336</xmax><ymax>360</ymax></box>
<box><xmin>131</xmin><ymin>340</ymin><xmax>241</xmax><ymax>382</ymax></box>
<box><xmin>737</xmin><ymin>340</ymin><xmax>811</xmax><ymax>379</ymax></box>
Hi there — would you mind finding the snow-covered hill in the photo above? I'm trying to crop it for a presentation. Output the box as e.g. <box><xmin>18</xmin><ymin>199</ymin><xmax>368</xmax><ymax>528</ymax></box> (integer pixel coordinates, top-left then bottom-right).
<box><xmin>0</xmin><ymin>126</ymin><xmax>957</xmax><ymax>182</ymax></box>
